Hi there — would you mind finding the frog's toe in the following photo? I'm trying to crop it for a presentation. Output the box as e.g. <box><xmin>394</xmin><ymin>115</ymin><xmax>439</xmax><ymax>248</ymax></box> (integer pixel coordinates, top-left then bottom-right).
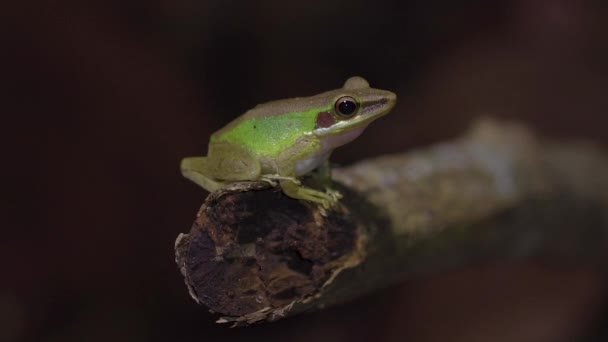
<box><xmin>308</xmin><ymin>192</ymin><xmax>332</xmax><ymax>209</ymax></box>
<box><xmin>260</xmin><ymin>176</ymin><xmax>278</xmax><ymax>187</ymax></box>
<box><xmin>318</xmin><ymin>192</ymin><xmax>340</xmax><ymax>209</ymax></box>
<box><xmin>262</xmin><ymin>174</ymin><xmax>301</xmax><ymax>186</ymax></box>
<box><xmin>317</xmin><ymin>198</ymin><xmax>331</xmax><ymax>209</ymax></box>
<box><xmin>325</xmin><ymin>188</ymin><xmax>343</xmax><ymax>201</ymax></box>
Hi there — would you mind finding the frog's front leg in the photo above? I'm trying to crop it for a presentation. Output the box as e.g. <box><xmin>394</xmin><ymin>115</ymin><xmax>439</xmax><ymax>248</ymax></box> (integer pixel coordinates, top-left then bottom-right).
<box><xmin>315</xmin><ymin>159</ymin><xmax>333</xmax><ymax>181</ymax></box>
<box><xmin>309</xmin><ymin>160</ymin><xmax>343</xmax><ymax>202</ymax></box>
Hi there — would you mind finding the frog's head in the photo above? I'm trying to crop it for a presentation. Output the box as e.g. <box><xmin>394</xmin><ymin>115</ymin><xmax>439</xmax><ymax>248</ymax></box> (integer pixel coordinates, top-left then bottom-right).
<box><xmin>312</xmin><ymin>76</ymin><xmax>397</xmax><ymax>149</ymax></box>
<box><xmin>217</xmin><ymin>76</ymin><xmax>396</xmax><ymax>156</ymax></box>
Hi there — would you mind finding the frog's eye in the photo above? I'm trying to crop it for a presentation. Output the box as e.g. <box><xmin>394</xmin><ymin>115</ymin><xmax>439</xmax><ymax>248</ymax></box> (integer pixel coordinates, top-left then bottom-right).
<box><xmin>335</xmin><ymin>96</ymin><xmax>359</xmax><ymax>118</ymax></box>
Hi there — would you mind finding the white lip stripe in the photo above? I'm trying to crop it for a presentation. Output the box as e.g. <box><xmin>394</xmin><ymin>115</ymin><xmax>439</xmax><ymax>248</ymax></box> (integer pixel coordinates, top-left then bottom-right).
<box><xmin>312</xmin><ymin>114</ymin><xmax>382</xmax><ymax>136</ymax></box>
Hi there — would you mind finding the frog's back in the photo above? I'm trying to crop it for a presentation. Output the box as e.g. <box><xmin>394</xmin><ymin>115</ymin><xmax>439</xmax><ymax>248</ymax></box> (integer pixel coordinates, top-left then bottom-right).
<box><xmin>210</xmin><ymin>94</ymin><xmax>334</xmax><ymax>157</ymax></box>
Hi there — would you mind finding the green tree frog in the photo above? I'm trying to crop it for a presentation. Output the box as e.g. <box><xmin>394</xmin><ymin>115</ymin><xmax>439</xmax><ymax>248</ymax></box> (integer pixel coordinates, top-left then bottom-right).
<box><xmin>181</xmin><ymin>76</ymin><xmax>396</xmax><ymax>208</ymax></box>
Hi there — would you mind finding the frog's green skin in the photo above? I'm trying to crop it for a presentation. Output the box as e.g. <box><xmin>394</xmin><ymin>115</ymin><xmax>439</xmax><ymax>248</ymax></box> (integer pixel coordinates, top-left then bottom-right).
<box><xmin>181</xmin><ymin>76</ymin><xmax>397</xmax><ymax>208</ymax></box>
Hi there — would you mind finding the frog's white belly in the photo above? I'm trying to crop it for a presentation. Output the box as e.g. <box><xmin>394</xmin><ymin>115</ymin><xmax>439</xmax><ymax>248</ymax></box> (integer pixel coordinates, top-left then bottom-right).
<box><xmin>295</xmin><ymin>151</ymin><xmax>331</xmax><ymax>176</ymax></box>
<box><xmin>294</xmin><ymin>127</ymin><xmax>365</xmax><ymax>176</ymax></box>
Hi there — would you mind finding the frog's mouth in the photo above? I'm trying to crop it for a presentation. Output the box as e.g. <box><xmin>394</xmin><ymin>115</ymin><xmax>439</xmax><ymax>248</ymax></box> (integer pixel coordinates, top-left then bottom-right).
<box><xmin>359</xmin><ymin>98</ymin><xmax>390</xmax><ymax>116</ymax></box>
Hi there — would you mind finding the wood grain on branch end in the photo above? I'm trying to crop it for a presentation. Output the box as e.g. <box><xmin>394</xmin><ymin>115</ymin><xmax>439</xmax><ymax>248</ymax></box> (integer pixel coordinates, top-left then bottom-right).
<box><xmin>175</xmin><ymin>182</ymin><xmax>379</xmax><ymax>325</ymax></box>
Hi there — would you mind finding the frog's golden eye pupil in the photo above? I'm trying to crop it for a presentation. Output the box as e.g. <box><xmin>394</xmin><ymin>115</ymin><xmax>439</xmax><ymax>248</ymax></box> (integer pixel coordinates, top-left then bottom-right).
<box><xmin>335</xmin><ymin>96</ymin><xmax>358</xmax><ymax>118</ymax></box>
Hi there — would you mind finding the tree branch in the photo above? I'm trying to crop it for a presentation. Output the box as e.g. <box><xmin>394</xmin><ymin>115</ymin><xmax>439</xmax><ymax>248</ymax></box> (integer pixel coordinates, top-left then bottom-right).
<box><xmin>175</xmin><ymin>118</ymin><xmax>608</xmax><ymax>325</ymax></box>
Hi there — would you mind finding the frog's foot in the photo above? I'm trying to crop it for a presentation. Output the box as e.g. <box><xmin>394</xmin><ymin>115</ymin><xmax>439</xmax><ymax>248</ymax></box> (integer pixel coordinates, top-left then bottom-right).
<box><xmin>295</xmin><ymin>187</ymin><xmax>337</xmax><ymax>209</ymax></box>
<box><xmin>324</xmin><ymin>187</ymin><xmax>343</xmax><ymax>202</ymax></box>
<box><xmin>261</xmin><ymin>174</ymin><xmax>301</xmax><ymax>187</ymax></box>
<box><xmin>279</xmin><ymin>180</ymin><xmax>341</xmax><ymax>209</ymax></box>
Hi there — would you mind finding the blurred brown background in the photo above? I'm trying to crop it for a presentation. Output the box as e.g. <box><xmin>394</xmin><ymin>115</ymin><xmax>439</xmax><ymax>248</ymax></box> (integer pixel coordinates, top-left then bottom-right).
<box><xmin>3</xmin><ymin>0</ymin><xmax>608</xmax><ymax>341</ymax></box>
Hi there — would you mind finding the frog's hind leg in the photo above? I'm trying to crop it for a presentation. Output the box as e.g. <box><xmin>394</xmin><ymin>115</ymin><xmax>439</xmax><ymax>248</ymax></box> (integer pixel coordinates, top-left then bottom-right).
<box><xmin>181</xmin><ymin>144</ymin><xmax>262</xmax><ymax>191</ymax></box>
<box><xmin>181</xmin><ymin>157</ymin><xmax>226</xmax><ymax>192</ymax></box>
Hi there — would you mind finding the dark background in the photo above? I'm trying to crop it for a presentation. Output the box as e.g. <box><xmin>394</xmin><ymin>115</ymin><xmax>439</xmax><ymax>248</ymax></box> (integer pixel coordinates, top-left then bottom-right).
<box><xmin>3</xmin><ymin>0</ymin><xmax>608</xmax><ymax>341</ymax></box>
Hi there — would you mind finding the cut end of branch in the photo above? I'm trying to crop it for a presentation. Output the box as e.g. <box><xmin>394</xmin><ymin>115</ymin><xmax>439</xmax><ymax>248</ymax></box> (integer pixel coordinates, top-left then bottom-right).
<box><xmin>175</xmin><ymin>182</ymin><xmax>366</xmax><ymax>324</ymax></box>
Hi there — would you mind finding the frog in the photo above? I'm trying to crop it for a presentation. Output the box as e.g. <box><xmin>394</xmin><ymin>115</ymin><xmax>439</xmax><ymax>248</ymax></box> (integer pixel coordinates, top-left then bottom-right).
<box><xmin>181</xmin><ymin>76</ymin><xmax>397</xmax><ymax>208</ymax></box>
